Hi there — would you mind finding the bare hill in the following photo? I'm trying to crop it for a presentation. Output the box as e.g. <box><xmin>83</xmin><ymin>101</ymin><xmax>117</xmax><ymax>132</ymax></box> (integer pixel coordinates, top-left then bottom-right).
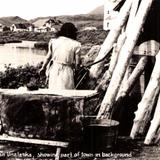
<box><xmin>0</xmin><ymin>16</ymin><xmax>28</xmax><ymax>26</ymax></box>
<box><xmin>88</xmin><ymin>5</ymin><xmax>104</xmax><ymax>15</ymax></box>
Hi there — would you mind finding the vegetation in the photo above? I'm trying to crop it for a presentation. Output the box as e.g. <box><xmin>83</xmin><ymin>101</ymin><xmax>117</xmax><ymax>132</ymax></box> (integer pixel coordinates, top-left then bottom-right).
<box><xmin>0</xmin><ymin>63</ymin><xmax>46</xmax><ymax>89</ymax></box>
<box><xmin>0</xmin><ymin>29</ymin><xmax>108</xmax><ymax>89</ymax></box>
<box><xmin>0</xmin><ymin>31</ymin><xmax>56</xmax><ymax>44</ymax></box>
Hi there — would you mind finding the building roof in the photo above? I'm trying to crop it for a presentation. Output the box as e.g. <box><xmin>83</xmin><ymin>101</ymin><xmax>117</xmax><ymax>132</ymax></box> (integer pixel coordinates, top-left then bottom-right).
<box><xmin>12</xmin><ymin>23</ymin><xmax>34</xmax><ymax>29</ymax></box>
<box><xmin>45</xmin><ymin>18</ymin><xmax>62</xmax><ymax>25</ymax></box>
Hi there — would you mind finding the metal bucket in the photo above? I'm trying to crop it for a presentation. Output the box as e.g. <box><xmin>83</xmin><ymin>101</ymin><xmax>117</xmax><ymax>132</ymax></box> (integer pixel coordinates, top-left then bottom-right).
<box><xmin>83</xmin><ymin>117</ymin><xmax>119</xmax><ymax>152</ymax></box>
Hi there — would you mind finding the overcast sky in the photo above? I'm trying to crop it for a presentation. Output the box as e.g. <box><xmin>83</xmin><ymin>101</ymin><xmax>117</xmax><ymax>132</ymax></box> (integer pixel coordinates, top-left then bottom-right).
<box><xmin>1</xmin><ymin>0</ymin><xmax>104</xmax><ymax>20</ymax></box>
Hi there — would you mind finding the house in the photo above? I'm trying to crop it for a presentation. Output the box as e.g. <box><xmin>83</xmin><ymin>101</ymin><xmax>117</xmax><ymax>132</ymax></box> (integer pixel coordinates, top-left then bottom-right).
<box><xmin>0</xmin><ymin>23</ymin><xmax>10</xmax><ymax>32</ymax></box>
<box><xmin>43</xmin><ymin>18</ymin><xmax>61</xmax><ymax>32</ymax></box>
<box><xmin>2</xmin><ymin>26</ymin><xmax>10</xmax><ymax>32</ymax></box>
<box><xmin>28</xmin><ymin>24</ymin><xmax>35</xmax><ymax>32</ymax></box>
<box><xmin>82</xmin><ymin>26</ymin><xmax>97</xmax><ymax>31</ymax></box>
<box><xmin>45</xmin><ymin>18</ymin><xmax>62</xmax><ymax>27</ymax></box>
<box><xmin>10</xmin><ymin>23</ymin><xmax>35</xmax><ymax>32</ymax></box>
<box><xmin>34</xmin><ymin>26</ymin><xmax>50</xmax><ymax>33</ymax></box>
<box><xmin>11</xmin><ymin>23</ymin><xmax>27</xmax><ymax>32</ymax></box>
<box><xmin>34</xmin><ymin>18</ymin><xmax>62</xmax><ymax>33</ymax></box>
<box><xmin>0</xmin><ymin>23</ymin><xmax>8</xmax><ymax>32</ymax></box>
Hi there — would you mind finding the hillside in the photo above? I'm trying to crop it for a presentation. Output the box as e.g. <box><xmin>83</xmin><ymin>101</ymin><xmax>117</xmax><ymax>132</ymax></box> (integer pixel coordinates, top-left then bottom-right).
<box><xmin>29</xmin><ymin>4</ymin><xmax>104</xmax><ymax>29</ymax></box>
<box><xmin>0</xmin><ymin>16</ymin><xmax>28</xmax><ymax>26</ymax></box>
<box><xmin>88</xmin><ymin>5</ymin><xmax>104</xmax><ymax>15</ymax></box>
<box><xmin>30</xmin><ymin>14</ymin><xmax>103</xmax><ymax>29</ymax></box>
<box><xmin>0</xmin><ymin>4</ymin><xmax>104</xmax><ymax>28</ymax></box>
<box><xmin>87</xmin><ymin>0</ymin><xmax>125</xmax><ymax>15</ymax></box>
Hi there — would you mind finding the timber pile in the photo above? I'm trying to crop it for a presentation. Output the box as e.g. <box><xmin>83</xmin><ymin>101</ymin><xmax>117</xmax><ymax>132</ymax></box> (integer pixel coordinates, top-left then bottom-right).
<box><xmin>88</xmin><ymin>0</ymin><xmax>160</xmax><ymax>145</ymax></box>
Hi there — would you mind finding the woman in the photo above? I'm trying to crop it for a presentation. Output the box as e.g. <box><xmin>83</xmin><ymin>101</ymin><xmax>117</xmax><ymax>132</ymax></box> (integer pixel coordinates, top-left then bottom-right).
<box><xmin>40</xmin><ymin>22</ymin><xmax>81</xmax><ymax>90</ymax></box>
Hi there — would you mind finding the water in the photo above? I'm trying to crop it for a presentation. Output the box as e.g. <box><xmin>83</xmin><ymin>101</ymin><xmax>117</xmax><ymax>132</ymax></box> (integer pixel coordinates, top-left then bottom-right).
<box><xmin>0</xmin><ymin>41</ymin><xmax>47</xmax><ymax>71</ymax></box>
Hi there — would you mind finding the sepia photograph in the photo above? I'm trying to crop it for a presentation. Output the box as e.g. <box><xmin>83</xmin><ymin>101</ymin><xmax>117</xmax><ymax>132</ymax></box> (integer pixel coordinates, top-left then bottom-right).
<box><xmin>0</xmin><ymin>0</ymin><xmax>160</xmax><ymax>159</ymax></box>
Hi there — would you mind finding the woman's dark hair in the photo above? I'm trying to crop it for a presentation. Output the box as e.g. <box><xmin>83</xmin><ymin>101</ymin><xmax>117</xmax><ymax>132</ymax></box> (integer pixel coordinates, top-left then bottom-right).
<box><xmin>56</xmin><ymin>22</ymin><xmax>78</xmax><ymax>40</ymax></box>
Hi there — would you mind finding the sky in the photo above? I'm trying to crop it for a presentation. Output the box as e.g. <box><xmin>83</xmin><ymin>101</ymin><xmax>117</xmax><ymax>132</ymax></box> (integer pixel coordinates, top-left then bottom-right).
<box><xmin>1</xmin><ymin>0</ymin><xmax>104</xmax><ymax>20</ymax></box>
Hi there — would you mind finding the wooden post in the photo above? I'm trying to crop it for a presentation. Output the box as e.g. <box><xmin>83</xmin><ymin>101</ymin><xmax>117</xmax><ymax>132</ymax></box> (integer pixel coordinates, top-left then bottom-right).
<box><xmin>144</xmin><ymin>92</ymin><xmax>160</xmax><ymax>145</ymax></box>
<box><xmin>117</xmin><ymin>0</ymin><xmax>141</xmax><ymax>92</ymax></box>
<box><xmin>130</xmin><ymin>50</ymin><xmax>160</xmax><ymax>139</ymax></box>
<box><xmin>89</xmin><ymin>0</ymin><xmax>132</xmax><ymax>79</ymax></box>
<box><xmin>126</xmin><ymin>0</ymin><xmax>140</xmax><ymax>34</ymax></box>
<box><xmin>139</xmin><ymin>86</ymin><xmax>160</xmax><ymax>135</ymax></box>
<box><xmin>96</xmin><ymin>32</ymin><xmax>126</xmax><ymax>91</ymax></box>
<box><xmin>0</xmin><ymin>135</ymin><xmax>69</xmax><ymax>147</ymax></box>
<box><xmin>55</xmin><ymin>147</ymin><xmax>62</xmax><ymax>160</ymax></box>
<box><xmin>154</xmin><ymin>127</ymin><xmax>160</xmax><ymax>143</ymax></box>
<box><xmin>97</xmin><ymin>0</ymin><xmax>155</xmax><ymax>119</ymax></box>
<box><xmin>117</xmin><ymin>65</ymin><xmax>132</xmax><ymax>100</ymax></box>
<box><xmin>117</xmin><ymin>0</ymin><xmax>141</xmax><ymax>93</ymax></box>
<box><xmin>116</xmin><ymin>56</ymin><xmax>148</xmax><ymax>100</ymax></box>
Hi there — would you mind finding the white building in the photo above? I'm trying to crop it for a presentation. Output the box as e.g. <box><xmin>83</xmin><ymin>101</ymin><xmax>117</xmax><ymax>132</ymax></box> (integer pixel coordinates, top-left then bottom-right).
<box><xmin>103</xmin><ymin>0</ymin><xmax>123</xmax><ymax>31</ymax></box>
<box><xmin>10</xmin><ymin>23</ymin><xmax>35</xmax><ymax>32</ymax></box>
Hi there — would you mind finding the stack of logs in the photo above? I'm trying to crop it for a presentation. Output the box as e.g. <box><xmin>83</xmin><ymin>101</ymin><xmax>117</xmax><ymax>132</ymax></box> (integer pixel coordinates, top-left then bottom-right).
<box><xmin>88</xmin><ymin>0</ymin><xmax>160</xmax><ymax>145</ymax></box>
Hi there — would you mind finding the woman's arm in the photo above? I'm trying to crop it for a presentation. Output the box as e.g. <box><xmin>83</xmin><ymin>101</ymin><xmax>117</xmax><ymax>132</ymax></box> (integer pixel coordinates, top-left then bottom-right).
<box><xmin>39</xmin><ymin>40</ymin><xmax>52</xmax><ymax>76</ymax></box>
<box><xmin>41</xmin><ymin>40</ymin><xmax>52</xmax><ymax>70</ymax></box>
<box><xmin>75</xmin><ymin>43</ymin><xmax>81</xmax><ymax>70</ymax></box>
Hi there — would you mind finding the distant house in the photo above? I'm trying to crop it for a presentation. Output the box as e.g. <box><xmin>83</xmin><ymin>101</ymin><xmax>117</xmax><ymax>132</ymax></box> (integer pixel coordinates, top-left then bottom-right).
<box><xmin>34</xmin><ymin>26</ymin><xmax>50</xmax><ymax>33</ymax></box>
<box><xmin>45</xmin><ymin>18</ymin><xmax>62</xmax><ymax>27</ymax></box>
<box><xmin>28</xmin><ymin>24</ymin><xmax>35</xmax><ymax>32</ymax></box>
<box><xmin>3</xmin><ymin>26</ymin><xmax>11</xmax><ymax>32</ymax></box>
<box><xmin>10</xmin><ymin>23</ymin><xmax>35</xmax><ymax>32</ymax></box>
<box><xmin>34</xmin><ymin>18</ymin><xmax>62</xmax><ymax>33</ymax></box>
<box><xmin>0</xmin><ymin>23</ymin><xmax>4</xmax><ymax>32</ymax></box>
<box><xmin>0</xmin><ymin>23</ymin><xmax>9</xmax><ymax>32</ymax></box>
<box><xmin>82</xmin><ymin>26</ymin><xmax>97</xmax><ymax>31</ymax></box>
<box><xmin>34</xmin><ymin>27</ymin><xmax>39</xmax><ymax>32</ymax></box>
<box><xmin>43</xmin><ymin>18</ymin><xmax>62</xmax><ymax>32</ymax></box>
<box><xmin>11</xmin><ymin>23</ymin><xmax>27</xmax><ymax>32</ymax></box>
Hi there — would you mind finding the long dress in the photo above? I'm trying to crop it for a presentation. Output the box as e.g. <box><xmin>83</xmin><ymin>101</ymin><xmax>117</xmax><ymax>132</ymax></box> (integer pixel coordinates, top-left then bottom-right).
<box><xmin>46</xmin><ymin>36</ymin><xmax>81</xmax><ymax>90</ymax></box>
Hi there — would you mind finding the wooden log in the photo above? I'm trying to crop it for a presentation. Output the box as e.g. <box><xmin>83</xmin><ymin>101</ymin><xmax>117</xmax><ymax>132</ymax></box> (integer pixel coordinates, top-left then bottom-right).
<box><xmin>154</xmin><ymin>126</ymin><xmax>160</xmax><ymax>144</ymax></box>
<box><xmin>111</xmin><ymin>56</ymin><xmax>148</xmax><ymax>119</ymax></box>
<box><xmin>89</xmin><ymin>0</ymin><xmax>132</xmax><ymax>79</ymax></box>
<box><xmin>96</xmin><ymin>32</ymin><xmax>126</xmax><ymax>91</ymax></box>
<box><xmin>0</xmin><ymin>135</ymin><xmax>69</xmax><ymax>148</ymax></box>
<box><xmin>116</xmin><ymin>65</ymin><xmax>131</xmax><ymax>98</ymax></box>
<box><xmin>97</xmin><ymin>0</ymin><xmax>155</xmax><ymax>119</ymax></box>
<box><xmin>126</xmin><ymin>0</ymin><xmax>140</xmax><ymax>34</ymax></box>
<box><xmin>130</xmin><ymin>50</ymin><xmax>160</xmax><ymax>139</ymax></box>
<box><xmin>117</xmin><ymin>0</ymin><xmax>141</xmax><ymax>92</ymax></box>
<box><xmin>116</xmin><ymin>56</ymin><xmax>148</xmax><ymax>100</ymax></box>
<box><xmin>144</xmin><ymin>92</ymin><xmax>160</xmax><ymax>145</ymax></box>
<box><xmin>139</xmin><ymin>86</ymin><xmax>160</xmax><ymax>134</ymax></box>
